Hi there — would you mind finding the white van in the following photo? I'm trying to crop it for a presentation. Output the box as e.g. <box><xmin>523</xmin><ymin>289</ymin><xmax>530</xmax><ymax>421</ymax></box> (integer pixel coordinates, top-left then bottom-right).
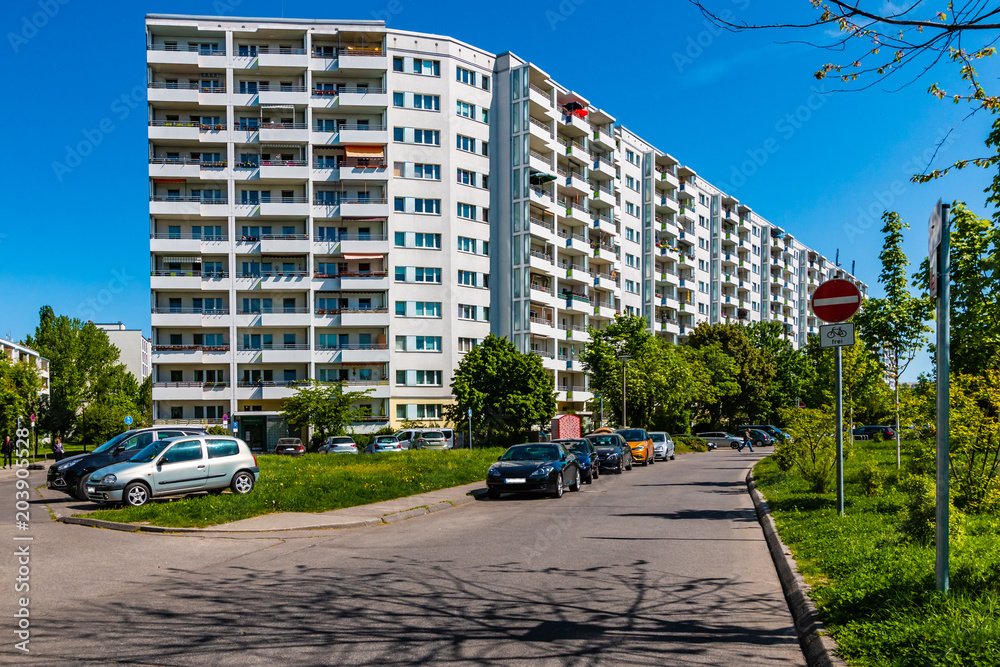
<box><xmin>394</xmin><ymin>428</ymin><xmax>455</xmax><ymax>450</ymax></box>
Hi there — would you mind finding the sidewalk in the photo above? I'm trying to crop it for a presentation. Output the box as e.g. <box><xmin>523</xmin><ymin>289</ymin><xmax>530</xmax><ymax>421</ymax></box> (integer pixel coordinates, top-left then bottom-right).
<box><xmin>52</xmin><ymin>479</ymin><xmax>488</xmax><ymax>534</ymax></box>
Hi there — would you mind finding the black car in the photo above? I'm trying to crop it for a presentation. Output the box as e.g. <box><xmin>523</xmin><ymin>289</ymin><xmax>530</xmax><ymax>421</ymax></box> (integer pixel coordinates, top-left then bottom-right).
<box><xmin>47</xmin><ymin>426</ymin><xmax>206</xmax><ymax>500</ymax></box>
<box><xmin>552</xmin><ymin>438</ymin><xmax>600</xmax><ymax>483</ymax></box>
<box><xmin>584</xmin><ymin>433</ymin><xmax>633</xmax><ymax>474</ymax></box>
<box><xmin>853</xmin><ymin>425</ymin><xmax>896</xmax><ymax>440</ymax></box>
<box><xmin>486</xmin><ymin>443</ymin><xmax>581</xmax><ymax>499</ymax></box>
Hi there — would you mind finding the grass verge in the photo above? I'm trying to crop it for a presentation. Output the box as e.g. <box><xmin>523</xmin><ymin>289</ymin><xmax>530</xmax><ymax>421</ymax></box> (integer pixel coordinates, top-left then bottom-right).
<box><xmin>84</xmin><ymin>448</ymin><xmax>504</xmax><ymax>528</ymax></box>
<box><xmin>754</xmin><ymin>438</ymin><xmax>1000</xmax><ymax>666</ymax></box>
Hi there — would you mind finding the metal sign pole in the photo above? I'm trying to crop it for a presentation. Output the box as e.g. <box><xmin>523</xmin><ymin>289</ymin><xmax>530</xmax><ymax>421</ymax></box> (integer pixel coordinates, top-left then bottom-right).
<box><xmin>835</xmin><ymin>344</ymin><xmax>844</xmax><ymax>517</ymax></box>
<box><xmin>935</xmin><ymin>203</ymin><xmax>951</xmax><ymax>593</ymax></box>
<box><xmin>468</xmin><ymin>407</ymin><xmax>473</xmax><ymax>450</ymax></box>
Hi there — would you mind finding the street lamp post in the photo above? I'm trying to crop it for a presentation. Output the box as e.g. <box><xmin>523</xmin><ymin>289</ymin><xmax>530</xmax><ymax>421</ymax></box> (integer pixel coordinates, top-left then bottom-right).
<box><xmin>618</xmin><ymin>354</ymin><xmax>630</xmax><ymax>427</ymax></box>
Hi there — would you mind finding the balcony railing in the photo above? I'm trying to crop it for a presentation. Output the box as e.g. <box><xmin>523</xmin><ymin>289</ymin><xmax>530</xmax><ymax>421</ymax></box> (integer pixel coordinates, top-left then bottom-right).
<box><xmin>557</xmin><ymin>322</ymin><xmax>587</xmax><ymax>332</ymax></box>
<box><xmin>237</xmin><ymin>307</ymin><xmax>310</xmax><ymax>315</ymax></box>
<box><xmin>313</xmin><ymin>123</ymin><xmax>388</xmax><ymax>132</ymax></box>
<box><xmin>529</xmin><ymin>250</ymin><xmax>553</xmax><ymax>263</ymax></box>
<box><xmin>154</xmin><ymin>381</ymin><xmax>230</xmax><ymax>388</ymax></box>
<box><xmin>313</xmin><ymin>47</ymin><xmax>385</xmax><ymax>57</ymax></box>
<box><xmin>530</xmin><ymin>283</ymin><xmax>554</xmax><ymax>295</ymax></box>
<box><xmin>260</xmin><ymin>160</ymin><xmax>308</xmax><ymax>167</ymax></box>
<box><xmin>148</xmin><ymin>82</ymin><xmax>226</xmax><ymax>92</ymax></box>
<box><xmin>151</xmin><ymin>270</ymin><xmax>230</xmax><ymax>278</ymax></box>
<box><xmin>528</xmin><ymin>117</ymin><xmax>553</xmax><ymax>135</ymax></box>
<box><xmin>528</xmin><ymin>83</ymin><xmax>552</xmax><ymax>101</ymax></box>
<box><xmin>313</xmin><ymin>197</ymin><xmax>388</xmax><ymax>205</ymax></box>
<box><xmin>557</xmin><ymin>229</ymin><xmax>587</xmax><ymax>243</ymax></box>
<box><xmin>314</xmin><ymin>343</ymin><xmax>389</xmax><ymax>351</ymax></box>
<box><xmin>237</xmin><ymin>344</ymin><xmax>311</xmax><ymax>351</ymax></box>
<box><xmin>148</xmin><ymin>44</ymin><xmax>226</xmax><ymax>55</ymax></box>
<box><xmin>260</xmin><ymin>122</ymin><xmax>308</xmax><ymax>129</ymax></box>
<box><xmin>529</xmin><ymin>316</ymin><xmax>554</xmax><ymax>327</ymax></box>
<box><xmin>256</xmin><ymin>84</ymin><xmax>307</xmax><ymax>92</ymax></box>
<box><xmin>150</xmin><ymin>195</ymin><xmax>227</xmax><ymax>204</ymax></box>
<box><xmin>237</xmin><ymin>380</ymin><xmax>310</xmax><ymax>388</ymax></box>
<box><xmin>311</xmin><ymin>87</ymin><xmax>387</xmax><ymax>96</ymax></box>
<box><xmin>152</xmin><ymin>308</ymin><xmax>230</xmax><ymax>314</ymax></box>
<box><xmin>154</xmin><ymin>345</ymin><xmax>229</xmax><ymax>352</ymax></box>
<box><xmin>529</xmin><ymin>215</ymin><xmax>555</xmax><ymax>232</ymax></box>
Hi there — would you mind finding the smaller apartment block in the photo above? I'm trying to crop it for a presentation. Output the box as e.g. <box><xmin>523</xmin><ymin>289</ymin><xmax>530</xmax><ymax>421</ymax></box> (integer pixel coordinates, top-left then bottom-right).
<box><xmin>145</xmin><ymin>15</ymin><xmax>866</xmax><ymax>447</ymax></box>
<box><xmin>1</xmin><ymin>338</ymin><xmax>50</xmax><ymax>398</ymax></box>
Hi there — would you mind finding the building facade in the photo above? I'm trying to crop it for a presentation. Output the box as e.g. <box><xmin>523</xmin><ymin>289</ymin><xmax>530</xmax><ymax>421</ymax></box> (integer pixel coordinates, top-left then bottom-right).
<box><xmin>1</xmin><ymin>338</ymin><xmax>50</xmax><ymax>398</ymax></box>
<box><xmin>95</xmin><ymin>322</ymin><xmax>152</xmax><ymax>382</ymax></box>
<box><xmin>146</xmin><ymin>15</ymin><xmax>866</xmax><ymax>440</ymax></box>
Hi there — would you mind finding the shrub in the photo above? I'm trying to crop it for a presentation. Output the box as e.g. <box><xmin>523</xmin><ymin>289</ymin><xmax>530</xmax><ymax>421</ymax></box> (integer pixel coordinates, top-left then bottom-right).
<box><xmin>898</xmin><ymin>474</ymin><xmax>965</xmax><ymax>545</ymax></box>
<box><xmin>773</xmin><ymin>441</ymin><xmax>796</xmax><ymax>472</ymax></box>
<box><xmin>778</xmin><ymin>407</ymin><xmax>840</xmax><ymax>493</ymax></box>
<box><xmin>857</xmin><ymin>459</ymin><xmax>887</xmax><ymax>497</ymax></box>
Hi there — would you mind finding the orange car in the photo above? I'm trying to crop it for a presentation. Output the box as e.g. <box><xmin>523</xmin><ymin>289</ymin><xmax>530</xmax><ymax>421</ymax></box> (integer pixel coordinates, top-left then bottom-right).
<box><xmin>615</xmin><ymin>428</ymin><xmax>655</xmax><ymax>466</ymax></box>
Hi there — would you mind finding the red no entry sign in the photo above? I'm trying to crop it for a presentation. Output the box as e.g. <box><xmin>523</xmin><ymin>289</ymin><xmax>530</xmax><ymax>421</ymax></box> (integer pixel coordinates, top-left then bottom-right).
<box><xmin>811</xmin><ymin>279</ymin><xmax>862</xmax><ymax>323</ymax></box>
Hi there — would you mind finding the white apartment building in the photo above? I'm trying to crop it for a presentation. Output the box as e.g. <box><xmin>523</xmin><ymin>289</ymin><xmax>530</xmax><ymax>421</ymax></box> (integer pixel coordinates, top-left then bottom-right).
<box><xmin>146</xmin><ymin>15</ymin><xmax>866</xmax><ymax>444</ymax></box>
<box><xmin>95</xmin><ymin>322</ymin><xmax>152</xmax><ymax>381</ymax></box>
<box><xmin>1</xmin><ymin>338</ymin><xmax>50</xmax><ymax>398</ymax></box>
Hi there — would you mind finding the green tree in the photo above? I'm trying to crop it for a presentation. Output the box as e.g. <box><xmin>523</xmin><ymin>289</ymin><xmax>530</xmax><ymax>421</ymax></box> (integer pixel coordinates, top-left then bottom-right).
<box><xmin>683</xmin><ymin>343</ymin><xmax>740</xmax><ymax>429</ymax></box>
<box><xmin>685</xmin><ymin>322</ymin><xmax>774</xmax><ymax>427</ymax></box>
<box><xmin>281</xmin><ymin>381</ymin><xmax>374</xmax><ymax>450</ymax></box>
<box><xmin>445</xmin><ymin>334</ymin><xmax>555</xmax><ymax>447</ymax></box>
<box><xmin>802</xmin><ymin>335</ymin><xmax>890</xmax><ymax>429</ymax></box>
<box><xmin>0</xmin><ymin>356</ymin><xmax>42</xmax><ymax>438</ymax></box>
<box><xmin>776</xmin><ymin>406</ymin><xmax>843</xmax><ymax>494</ymax></box>
<box><xmin>855</xmin><ymin>212</ymin><xmax>933</xmax><ymax>467</ymax></box>
<box><xmin>25</xmin><ymin>306</ymin><xmax>131</xmax><ymax>439</ymax></box>
<box><xmin>580</xmin><ymin>315</ymin><xmax>663</xmax><ymax>427</ymax></box>
<box><xmin>745</xmin><ymin>321</ymin><xmax>815</xmax><ymax>422</ymax></box>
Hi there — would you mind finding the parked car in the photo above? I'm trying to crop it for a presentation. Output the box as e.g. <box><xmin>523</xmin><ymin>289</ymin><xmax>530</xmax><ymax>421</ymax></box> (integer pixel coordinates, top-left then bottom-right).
<box><xmin>584</xmin><ymin>433</ymin><xmax>633</xmax><ymax>473</ymax></box>
<box><xmin>273</xmin><ymin>437</ymin><xmax>305</xmax><ymax>456</ymax></box>
<box><xmin>853</xmin><ymin>425</ymin><xmax>896</xmax><ymax>440</ymax></box>
<box><xmin>649</xmin><ymin>432</ymin><xmax>676</xmax><ymax>460</ymax></box>
<box><xmin>696</xmin><ymin>431</ymin><xmax>744</xmax><ymax>449</ymax></box>
<box><xmin>318</xmin><ymin>436</ymin><xmax>358</xmax><ymax>454</ymax></box>
<box><xmin>746</xmin><ymin>429</ymin><xmax>774</xmax><ymax>447</ymax></box>
<box><xmin>394</xmin><ymin>428</ymin><xmax>455</xmax><ymax>450</ymax></box>
<box><xmin>486</xmin><ymin>443</ymin><xmax>581</xmax><ymax>499</ymax></box>
<box><xmin>616</xmin><ymin>428</ymin><xmax>655</xmax><ymax>466</ymax></box>
<box><xmin>673</xmin><ymin>434</ymin><xmax>717</xmax><ymax>451</ymax></box>
<box><xmin>85</xmin><ymin>435</ymin><xmax>259</xmax><ymax>507</ymax></box>
<box><xmin>552</xmin><ymin>438</ymin><xmax>600</xmax><ymax>483</ymax></box>
<box><xmin>363</xmin><ymin>436</ymin><xmax>403</xmax><ymax>454</ymax></box>
<box><xmin>737</xmin><ymin>424</ymin><xmax>791</xmax><ymax>443</ymax></box>
<box><xmin>47</xmin><ymin>426</ymin><xmax>207</xmax><ymax>501</ymax></box>
<box><xmin>412</xmin><ymin>431</ymin><xmax>448</xmax><ymax>450</ymax></box>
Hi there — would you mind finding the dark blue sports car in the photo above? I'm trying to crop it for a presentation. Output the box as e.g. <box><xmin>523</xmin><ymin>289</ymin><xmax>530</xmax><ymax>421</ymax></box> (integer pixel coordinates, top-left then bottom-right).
<box><xmin>486</xmin><ymin>443</ymin><xmax>581</xmax><ymax>499</ymax></box>
<box><xmin>552</xmin><ymin>438</ymin><xmax>599</xmax><ymax>483</ymax></box>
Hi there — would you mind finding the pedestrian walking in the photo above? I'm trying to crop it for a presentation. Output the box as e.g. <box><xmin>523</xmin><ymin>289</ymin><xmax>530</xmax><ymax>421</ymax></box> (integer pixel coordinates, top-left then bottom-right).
<box><xmin>738</xmin><ymin>429</ymin><xmax>754</xmax><ymax>453</ymax></box>
<box><xmin>52</xmin><ymin>437</ymin><xmax>65</xmax><ymax>462</ymax></box>
<box><xmin>2</xmin><ymin>435</ymin><xmax>13</xmax><ymax>468</ymax></box>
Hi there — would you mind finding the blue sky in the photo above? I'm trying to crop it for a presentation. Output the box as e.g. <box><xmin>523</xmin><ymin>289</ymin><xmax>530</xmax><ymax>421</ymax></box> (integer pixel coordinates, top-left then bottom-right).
<box><xmin>1</xmin><ymin>0</ymin><xmax>995</xmax><ymax>380</ymax></box>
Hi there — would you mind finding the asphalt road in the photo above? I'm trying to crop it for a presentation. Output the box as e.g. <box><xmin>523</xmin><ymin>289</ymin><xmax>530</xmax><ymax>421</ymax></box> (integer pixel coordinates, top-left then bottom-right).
<box><xmin>1</xmin><ymin>448</ymin><xmax>804</xmax><ymax>666</ymax></box>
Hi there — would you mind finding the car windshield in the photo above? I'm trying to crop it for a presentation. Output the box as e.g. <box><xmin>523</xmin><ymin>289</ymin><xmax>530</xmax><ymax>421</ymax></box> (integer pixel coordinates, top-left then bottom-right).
<box><xmin>562</xmin><ymin>441</ymin><xmax>589</xmax><ymax>454</ymax></box>
<box><xmin>374</xmin><ymin>437</ymin><xmax>397</xmax><ymax>444</ymax></box>
<box><xmin>617</xmin><ymin>429</ymin><xmax>646</xmax><ymax>441</ymax></box>
<box><xmin>649</xmin><ymin>433</ymin><xmax>665</xmax><ymax>442</ymax></box>
<box><xmin>421</xmin><ymin>432</ymin><xmax>444</xmax><ymax>439</ymax></box>
<box><xmin>586</xmin><ymin>435</ymin><xmax>620</xmax><ymax>448</ymax></box>
<box><xmin>329</xmin><ymin>438</ymin><xmax>354</xmax><ymax>445</ymax></box>
<box><xmin>501</xmin><ymin>445</ymin><xmax>560</xmax><ymax>461</ymax></box>
<box><xmin>92</xmin><ymin>431</ymin><xmax>134</xmax><ymax>454</ymax></box>
<box><xmin>129</xmin><ymin>440</ymin><xmax>173</xmax><ymax>463</ymax></box>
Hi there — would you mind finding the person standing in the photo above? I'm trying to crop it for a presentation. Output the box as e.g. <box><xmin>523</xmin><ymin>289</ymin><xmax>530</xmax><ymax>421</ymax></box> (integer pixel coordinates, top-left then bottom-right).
<box><xmin>738</xmin><ymin>429</ymin><xmax>754</xmax><ymax>453</ymax></box>
<box><xmin>52</xmin><ymin>437</ymin><xmax>65</xmax><ymax>462</ymax></box>
<box><xmin>2</xmin><ymin>435</ymin><xmax>13</xmax><ymax>468</ymax></box>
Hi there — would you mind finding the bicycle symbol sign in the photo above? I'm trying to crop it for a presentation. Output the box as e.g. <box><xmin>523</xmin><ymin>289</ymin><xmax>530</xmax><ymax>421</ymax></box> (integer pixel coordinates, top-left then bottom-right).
<box><xmin>819</xmin><ymin>322</ymin><xmax>855</xmax><ymax>349</ymax></box>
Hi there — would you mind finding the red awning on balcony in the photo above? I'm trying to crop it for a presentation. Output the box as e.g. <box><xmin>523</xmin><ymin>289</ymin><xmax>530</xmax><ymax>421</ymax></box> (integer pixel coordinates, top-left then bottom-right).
<box><xmin>343</xmin><ymin>254</ymin><xmax>384</xmax><ymax>260</ymax></box>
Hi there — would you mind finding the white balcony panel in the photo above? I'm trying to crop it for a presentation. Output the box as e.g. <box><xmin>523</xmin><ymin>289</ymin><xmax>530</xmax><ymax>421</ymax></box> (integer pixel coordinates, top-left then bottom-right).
<box><xmin>257</xmin><ymin>52</ymin><xmax>308</xmax><ymax>68</ymax></box>
<box><xmin>150</xmin><ymin>237</ymin><xmax>202</xmax><ymax>253</ymax></box>
<box><xmin>147</xmin><ymin>88</ymin><xmax>198</xmax><ymax>104</ymax></box>
<box><xmin>154</xmin><ymin>384</ymin><xmax>233</xmax><ymax>401</ymax></box>
<box><xmin>260</xmin><ymin>201</ymin><xmax>310</xmax><ymax>217</ymax></box>
<box><xmin>148</xmin><ymin>125</ymin><xmax>199</xmax><ymax>141</ymax></box>
<box><xmin>260</xmin><ymin>275</ymin><xmax>309</xmax><ymax>290</ymax></box>
<box><xmin>151</xmin><ymin>348</ymin><xmax>232</xmax><ymax>364</ymax></box>
<box><xmin>149</xmin><ymin>162</ymin><xmax>201</xmax><ymax>179</ymax></box>
<box><xmin>341</xmin><ymin>347</ymin><xmax>390</xmax><ymax>364</ymax></box>
<box><xmin>259</xmin><ymin>164</ymin><xmax>310</xmax><ymax>180</ymax></box>
<box><xmin>230</xmin><ymin>93</ymin><xmax>258</xmax><ymax>108</ymax></box>
<box><xmin>146</xmin><ymin>49</ymin><xmax>198</xmax><ymax>66</ymax></box>
<box><xmin>338</xmin><ymin>128</ymin><xmax>388</xmax><ymax>145</ymax></box>
<box><xmin>337</xmin><ymin>90</ymin><xmax>388</xmax><ymax>109</ymax></box>
<box><xmin>340</xmin><ymin>310</ymin><xmax>390</xmax><ymax>327</ymax></box>
<box><xmin>260</xmin><ymin>237</ymin><xmax>311</xmax><ymax>254</ymax></box>
<box><xmin>337</xmin><ymin>53</ymin><xmax>389</xmax><ymax>71</ymax></box>
<box><xmin>150</xmin><ymin>200</ymin><xmax>200</xmax><ymax>216</ymax></box>
<box><xmin>340</xmin><ymin>238</ymin><xmax>389</xmax><ymax>255</ymax></box>
<box><xmin>259</xmin><ymin>127</ymin><xmax>310</xmax><ymax>143</ymax></box>
<box><xmin>260</xmin><ymin>312</ymin><xmax>311</xmax><ymax>327</ymax></box>
<box><xmin>340</xmin><ymin>274</ymin><xmax>390</xmax><ymax>291</ymax></box>
<box><xmin>261</xmin><ymin>348</ymin><xmax>312</xmax><ymax>364</ymax></box>
<box><xmin>150</xmin><ymin>274</ymin><xmax>202</xmax><ymax>290</ymax></box>
<box><xmin>341</xmin><ymin>201</ymin><xmax>389</xmax><ymax>218</ymax></box>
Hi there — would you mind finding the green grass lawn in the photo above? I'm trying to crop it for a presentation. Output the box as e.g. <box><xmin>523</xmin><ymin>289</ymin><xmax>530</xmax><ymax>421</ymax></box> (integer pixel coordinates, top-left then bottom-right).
<box><xmin>754</xmin><ymin>439</ymin><xmax>1000</xmax><ymax>666</ymax></box>
<box><xmin>84</xmin><ymin>448</ymin><xmax>505</xmax><ymax>528</ymax></box>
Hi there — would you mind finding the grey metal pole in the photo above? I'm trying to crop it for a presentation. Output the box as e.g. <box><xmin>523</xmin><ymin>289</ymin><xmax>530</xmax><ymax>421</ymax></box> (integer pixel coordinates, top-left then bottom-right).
<box><xmin>835</xmin><ymin>345</ymin><xmax>844</xmax><ymax>517</ymax></box>
<box><xmin>621</xmin><ymin>362</ymin><xmax>627</xmax><ymax>428</ymax></box>
<box><xmin>468</xmin><ymin>408</ymin><xmax>473</xmax><ymax>450</ymax></box>
<box><xmin>599</xmin><ymin>394</ymin><xmax>604</xmax><ymax>429</ymax></box>
<box><xmin>936</xmin><ymin>204</ymin><xmax>951</xmax><ymax>594</ymax></box>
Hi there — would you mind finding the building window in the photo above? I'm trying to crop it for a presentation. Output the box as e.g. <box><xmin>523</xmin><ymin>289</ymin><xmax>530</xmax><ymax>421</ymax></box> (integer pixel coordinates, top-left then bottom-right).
<box><xmin>457</xmin><ymin>203</ymin><xmax>476</xmax><ymax>220</ymax></box>
<box><xmin>456</xmin><ymin>134</ymin><xmax>476</xmax><ymax>153</ymax></box>
<box><xmin>457</xmin><ymin>101</ymin><xmax>475</xmax><ymax>118</ymax></box>
<box><xmin>456</xmin><ymin>66</ymin><xmax>476</xmax><ymax>86</ymax></box>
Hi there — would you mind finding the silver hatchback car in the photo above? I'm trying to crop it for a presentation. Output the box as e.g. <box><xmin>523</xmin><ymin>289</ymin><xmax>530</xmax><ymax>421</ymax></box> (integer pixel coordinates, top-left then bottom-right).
<box><xmin>85</xmin><ymin>436</ymin><xmax>260</xmax><ymax>507</ymax></box>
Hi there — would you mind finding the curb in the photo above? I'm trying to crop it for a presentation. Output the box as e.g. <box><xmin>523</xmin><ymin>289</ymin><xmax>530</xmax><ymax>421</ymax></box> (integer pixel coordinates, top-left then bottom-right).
<box><xmin>54</xmin><ymin>489</ymin><xmax>484</xmax><ymax>534</ymax></box>
<box><xmin>746</xmin><ymin>470</ymin><xmax>846</xmax><ymax>667</ymax></box>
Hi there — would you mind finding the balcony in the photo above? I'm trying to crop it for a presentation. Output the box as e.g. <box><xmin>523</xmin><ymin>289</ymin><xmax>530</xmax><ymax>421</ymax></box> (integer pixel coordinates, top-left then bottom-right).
<box><xmin>260</xmin><ymin>234</ymin><xmax>311</xmax><ymax>254</ymax></box>
<box><xmin>558</xmin><ymin>138</ymin><xmax>589</xmax><ymax>163</ymax></box>
<box><xmin>147</xmin><ymin>82</ymin><xmax>226</xmax><ymax>105</ymax></box>
<box><xmin>259</xmin><ymin>121</ymin><xmax>309</xmax><ymax>144</ymax></box>
<box><xmin>558</xmin><ymin>322</ymin><xmax>590</xmax><ymax>342</ymax></box>
<box><xmin>151</xmin><ymin>344</ymin><xmax>232</xmax><ymax>364</ymax></box>
<box><xmin>257</xmin><ymin>47</ymin><xmax>308</xmax><ymax>69</ymax></box>
<box><xmin>528</xmin><ymin>84</ymin><xmax>555</xmax><ymax>115</ymax></box>
<box><xmin>313</xmin><ymin>124</ymin><xmax>389</xmax><ymax>146</ymax></box>
<box><xmin>528</xmin><ymin>116</ymin><xmax>555</xmax><ymax>142</ymax></box>
<box><xmin>528</xmin><ymin>316</ymin><xmax>557</xmax><ymax>338</ymax></box>
<box><xmin>529</xmin><ymin>249</ymin><xmax>554</xmax><ymax>271</ymax></box>
<box><xmin>561</xmin><ymin>293</ymin><xmax>591</xmax><ymax>314</ymax></box>
<box><xmin>313</xmin><ymin>233</ymin><xmax>389</xmax><ymax>256</ymax></box>
<box><xmin>259</xmin><ymin>271</ymin><xmax>309</xmax><ymax>289</ymax></box>
<box><xmin>153</xmin><ymin>382</ymin><xmax>232</xmax><ymax>401</ymax></box>
<box><xmin>258</xmin><ymin>84</ymin><xmax>309</xmax><ymax>107</ymax></box>
<box><xmin>340</xmin><ymin>307</ymin><xmax>390</xmax><ymax>327</ymax></box>
<box><xmin>146</xmin><ymin>43</ymin><xmax>225</xmax><ymax>68</ymax></box>
<box><xmin>259</xmin><ymin>159</ymin><xmax>310</xmax><ymax>180</ymax></box>
<box><xmin>341</xmin><ymin>270</ymin><xmax>390</xmax><ymax>291</ymax></box>
<box><xmin>311</xmin><ymin>87</ymin><xmax>388</xmax><ymax>110</ymax></box>
<box><xmin>149</xmin><ymin>157</ymin><xmax>201</xmax><ymax>179</ymax></box>
<box><xmin>147</xmin><ymin>120</ymin><xmax>199</xmax><ymax>141</ymax></box>
<box><xmin>258</xmin><ymin>197</ymin><xmax>310</xmax><ymax>217</ymax></box>
<box><xmin>591</xmin><ymin>155</ymin><xmax>616</xmax><ymax>179</ymax></box>
<box><xmin>335</xmin><ymin>48</ymin><xmax>388</xmax><ymax>72</ymax></box>
<box><xmin>150</xmin><ymin>195</ymin><xmax>228</xmax><ymax>216</ymax></box>
<box><xmin>592</xmin><ymin>126</ymin><xmax>615</xmax><ymax>152</ymax></box>
<box><xmin>151</xmin><ymin>307</ymin><xmax>230</xmax><ymax>327</ymax></box>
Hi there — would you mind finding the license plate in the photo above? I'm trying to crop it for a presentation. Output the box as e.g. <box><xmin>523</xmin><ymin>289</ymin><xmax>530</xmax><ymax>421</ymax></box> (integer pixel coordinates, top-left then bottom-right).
<box><xmin>504</xmin><ymin>478</ymin><xmax>526</xmax><ymax>484</ymax></box>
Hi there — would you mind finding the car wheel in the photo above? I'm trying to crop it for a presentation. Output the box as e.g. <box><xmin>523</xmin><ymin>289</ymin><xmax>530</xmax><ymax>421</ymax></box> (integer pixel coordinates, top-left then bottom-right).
<box><xmin>670</xmin><ymin>453</ymin><xmax>676</xmax><ymax>460</ymax></box>
<box><xmin>551</xmin><ymin>473</ymin><xmax>564</xmax><ymax>498</ymax></box>
<box><xmin>488</xmin><ymin>488</ymin><xmax>501</xmax><ymax>499</ymax></box>
<box><xmin>649</xmin><ymin>451</ymin><xmax>655</xmax><ymax>465</ymax></box>
<box><xmin>626</xmin><ymin>459</ymin><xmax>633</xmax><ymax>471</ymax></box>
<box><xmin>570</xmin><ymin>469</ymin><xmax>581</xmax><ymax>492</ymax></box>
<box><xmin>731</xmin><ymin>441</ymin><xmax>740</xmax><ymax>449</ymax></box>
<box><xmin>74</xmin><ymin>479</ymin><xmax>91</xmax><ymax>502</ymax></box>
<box><xmin>123</xmin><ymin>482</ymin><xmax>150</xmax><ymax>507</ymax></box>
<box><xmin>231</xmin><ymin>471</ymin><xmax>255</xmax><ymax>495</ymax></box>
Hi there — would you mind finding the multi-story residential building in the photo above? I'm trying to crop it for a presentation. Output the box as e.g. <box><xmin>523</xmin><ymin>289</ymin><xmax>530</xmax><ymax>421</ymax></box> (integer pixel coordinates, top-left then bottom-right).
<box><xmin>0</xmin><ymin>338</ymin><xmax>50</xmax><ymax>398</ymax></box>
<box><xmin>95</xmin><ymin>322</ymin><xmax>152</xmax><ymax>381</ymax></box>
<box><xmin>146</xmin><ymin>15</ymin><xmax>866</xmax><ymax>445</ymax></box>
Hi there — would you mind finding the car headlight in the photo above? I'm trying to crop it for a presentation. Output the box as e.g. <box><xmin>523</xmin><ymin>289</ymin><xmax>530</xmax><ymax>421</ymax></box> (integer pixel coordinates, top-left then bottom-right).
<box><xmin>487</xmin><ymin>466</ymin><xmax>501</xmax><ymax>477</ymax></box>
<box><xmin>56</xmin><ymin>462</ymin><xmax>74</xmax><ymax>472</ymax></box>
<box><xmin>530</xmin><ymin>465</ymin><xmax>554</xmax><ymax>478</ymax></box>
<box><xmin>100</xmin><ymin>474</ymin><xmax>117</xmax><ymax>484</ymax></box>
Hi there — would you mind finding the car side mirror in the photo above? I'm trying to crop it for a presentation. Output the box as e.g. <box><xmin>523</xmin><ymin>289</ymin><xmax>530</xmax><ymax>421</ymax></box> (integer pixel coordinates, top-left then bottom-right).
<box><xmin>497</xmin><ymin>455</ymin><xmax>503</xmax><ymax>461</ymax></box>
<box><xmin>113</xmin><ymin>445</ymin><xmax>126</xmax><ymax>454</ymax></box>
<box><xmin>159</xmin><ymin>456</ymin><xmax>169</xmax><ymax>465</ymax></box>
